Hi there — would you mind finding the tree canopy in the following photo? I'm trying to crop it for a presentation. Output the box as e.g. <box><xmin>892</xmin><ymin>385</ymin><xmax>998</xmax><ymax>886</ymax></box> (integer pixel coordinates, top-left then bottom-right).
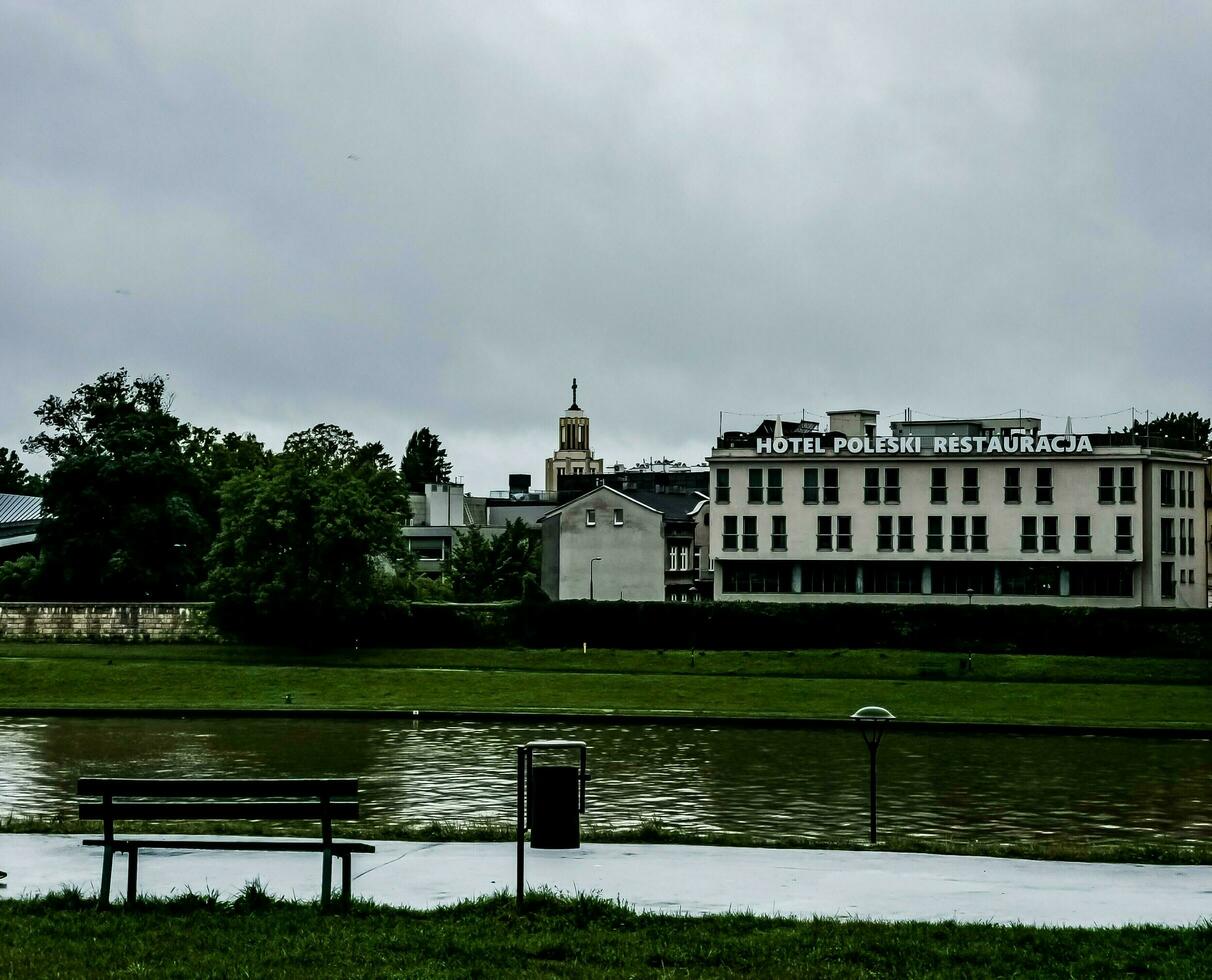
<box><xmin>400</xmin><ymin>428</ymin><xmax>452</xmax><ymax>491</ymax></box>
<box><xmin>1125</xmin><ymin>412</ymin><xmax>1211</xmax><ymax>451</ymax></box>
<box><xmin>447</xmin><ymin>519</ymin><xmax>542</xmax><ymax>602</ymax></box>
<box><xmin>0</xmin><ymin>448</ymin><xmax>43</xmax><ymax>496</ymax></box>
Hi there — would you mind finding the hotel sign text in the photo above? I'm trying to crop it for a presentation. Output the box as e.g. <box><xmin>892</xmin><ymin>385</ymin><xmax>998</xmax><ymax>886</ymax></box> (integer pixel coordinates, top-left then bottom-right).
<box><xmin>755</xmin><ymin>435</ymin><xmax>1095</xmax><ymax>455</ymax></box>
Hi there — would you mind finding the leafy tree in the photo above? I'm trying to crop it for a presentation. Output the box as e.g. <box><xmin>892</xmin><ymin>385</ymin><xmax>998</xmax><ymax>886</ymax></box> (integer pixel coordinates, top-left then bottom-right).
<box><xmin>21</xmin><ymin>370</ymin><xmax>210</xmax><ymax>599</ymax></box>
<box><xmin>204</xmin><ymin>423</ymin><xmax>412</xmax><ymax>642</ymax></box>
<box><xmin>185</xmin><ymin>427</ymin><xmax>270</xmax><ymax>535</ymax></box>
<box><xmin>400</xmin><ymin>428</ymin><xmax>452</xmax><ymax>492</ymax></box>
<box><xmin>447</xmin><ymin>518</ymin><xmax>541</xmax><ymax>601</ymax></box>
<box><xmin>1125</xmin><ymin>412</ymin><xmax>1211</xmax><ymax>451</ymax></box>
<box><xmin>0</xmin><ymin>554</ymin><xmax>39</xmax><ymax>599</ymax></box>
<box><xmin>0</xmin><ymin>448</ymin><xmax>43</xmax><ymax>495</ymax></box>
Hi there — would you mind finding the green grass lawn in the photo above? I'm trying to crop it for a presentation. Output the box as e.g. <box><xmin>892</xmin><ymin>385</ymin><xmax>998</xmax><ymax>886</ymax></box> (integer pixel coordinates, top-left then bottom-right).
<box><xmin>1</xmin><ymin>644</ymin><xmax>1208</xmax><ymax>727</ymax></box>
<box><xmin>1</xmin><ymin>890</ymin><xmax>1207</xmax><ymax>979</ymax></box>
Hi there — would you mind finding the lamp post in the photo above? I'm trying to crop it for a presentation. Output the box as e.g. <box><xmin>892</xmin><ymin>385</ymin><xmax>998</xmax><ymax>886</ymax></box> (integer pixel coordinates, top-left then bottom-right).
<box><xmin>851</xmin><ymin>706</ymin><xmax>894</xmax><ymax>843</ymax></box>
<box><xmin>589</xmin><ymin>556</ymin><xmax>603</xmax><ymax>600</ymax></box>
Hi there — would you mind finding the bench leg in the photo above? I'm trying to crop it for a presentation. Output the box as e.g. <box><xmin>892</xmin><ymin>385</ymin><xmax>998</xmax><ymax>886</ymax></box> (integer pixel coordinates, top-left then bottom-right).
<box><xmin>340</xmin><ymin>853</ymin><xmax>352</xmax><ymax>910</ymax></box>
<box><xmin>99</xmin><ymin>845</ymin><xmax>114</xmax><ymax>909</ymax></box>
<box><xmin>321</xmin><ymin>848</ymin><xmax>332</xmax><ymax>909</ymax></box>
<box><xmin>126</xmin><ymin>848</ymin><xmax>139</xmax><ymax>906</ymax></box>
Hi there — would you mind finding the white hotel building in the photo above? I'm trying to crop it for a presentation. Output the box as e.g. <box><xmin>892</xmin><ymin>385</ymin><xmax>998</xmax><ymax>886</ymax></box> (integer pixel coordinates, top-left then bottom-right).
<box><xmin>708</xmin><ymin>410</ymin><xmax>1208</xmax><ymax>607</ymax></box>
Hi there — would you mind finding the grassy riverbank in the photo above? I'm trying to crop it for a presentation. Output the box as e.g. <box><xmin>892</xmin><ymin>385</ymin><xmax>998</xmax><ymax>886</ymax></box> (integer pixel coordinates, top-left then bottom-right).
<box><xmin>1</xmin><ymin>643</ymin><xmax>1209</xmax><ymax>728</ymax></box>
<box><xmin>1</xmin><ymin>889</ymin><xmax>1208</xmax><ymax>979</ymax></box>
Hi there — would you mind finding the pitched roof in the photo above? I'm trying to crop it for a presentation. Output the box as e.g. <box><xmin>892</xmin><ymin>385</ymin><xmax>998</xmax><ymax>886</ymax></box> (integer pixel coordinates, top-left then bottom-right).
<box><xmin>0</xmin><ymin>493</ymin><xmax>41</xmax><ymax>525</ymax></box>
<box><xmin>539</xmin><ymin>485</ymin><xmax>706</xmax><ymax>522</ymax></box>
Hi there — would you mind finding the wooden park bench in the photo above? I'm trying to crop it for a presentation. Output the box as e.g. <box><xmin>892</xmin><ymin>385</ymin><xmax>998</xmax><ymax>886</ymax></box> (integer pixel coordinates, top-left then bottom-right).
<box><xmin>78</xmin><ymin>777</ymin><xmax>375</xmax><ymax>909</ymax></box>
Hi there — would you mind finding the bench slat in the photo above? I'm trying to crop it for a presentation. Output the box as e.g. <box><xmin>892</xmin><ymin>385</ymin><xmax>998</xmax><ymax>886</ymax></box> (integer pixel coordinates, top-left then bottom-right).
<box><xmin>77</xmin><ymin>778</ymin><xmax>358</xmax><ymax>798</ymax></box>
<box><xmin>82</xmin><ymin>839</ymin><xmax>375</xmax><ymax>853</ymax></box>
<box><xmin>79</xmin><ymin>801</ymin><xmax>360</xmax><ymax>821</ymax></box>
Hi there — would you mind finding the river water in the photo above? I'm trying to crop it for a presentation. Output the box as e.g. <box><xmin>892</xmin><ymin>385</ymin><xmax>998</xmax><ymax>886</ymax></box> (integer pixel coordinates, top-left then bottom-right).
<box><xmin>2</xmin><ymin>717</ymin><xmax>1209</xmax><ymax>845</ymax></box>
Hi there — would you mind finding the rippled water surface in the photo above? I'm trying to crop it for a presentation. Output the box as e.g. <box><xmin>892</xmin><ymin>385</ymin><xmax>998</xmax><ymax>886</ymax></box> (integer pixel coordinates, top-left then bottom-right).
<box><xmin>2</xmin><ymin>717</ymin><xmax>1209</xmax><ymax>844</ymax></box>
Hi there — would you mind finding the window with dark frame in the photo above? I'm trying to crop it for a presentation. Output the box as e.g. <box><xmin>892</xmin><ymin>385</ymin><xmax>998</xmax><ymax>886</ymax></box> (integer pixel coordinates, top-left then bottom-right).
<box><xmin>931</xmin><ymin>467</ymin><xmax>947</xmax><ymax>504</ymax></box>
<box><xmin>586</xmin><ymin>508</ymin><xmax>596</xmax><ymax>526</ymax></box>
<box><xmin>1115</xmin><ymin>515</ymin><xmax>1132</xmax><ymax>552</ymax></box>
<box><xmin>962</xmin><ymin>467</ymin><xmax>979</xmax><ymax>503</ymax></box>
<box><xmin>1161</xmin><ymin>518</ymin><xmax>1176</xmax><ymax>556</ymax></box>
<box><xmin>971</xmin><ymin>515</ymin><xmax>988</xmax><ymax>551</ymax></box>
<box><xmin>823</xmin><ymin>467</ymin><xmax>839</xmax><ymax>504</ymax></box>
<box><xmin>715</xmin><ymin>468</ymin><xmax>730</xmax><ymax>504</ymax></box>
<box><xmin>1120</xmin><ymin>467</ymin><xmax>1135</xmax><ymax>504</ymax></box>
<box><xmin>748</xmin><ymin>468</ymin><xmax>764</xmax><ymax>504</ymax></box>
<box><xmin>1021</xmin><ymin>515</ymin><xmax>1038</xmax><ymax>552</ymax></box>
<box><xmin>1161</xmin><ymin>561</ymin><xmax>1176</xmax><ymax>600</ymax></box>
<box><xmin>884</xmin><ymin>467</ymin><xmax>900</xmax><ymax>504</ymax></box>
<box><xmin>1004</xmin><ymin>466</ymin><xmax>1021</xmax><ymax>504</ymax></box>
<box><xmin>877</xmin><ymin>515</ymin><xmax>893</xmax><ymax>551</ymax></box>
<box><xmin>771</xmin><ymin>515</ymin><xmax>787</xmax><ymax>551</ymax></box>
<box><xmin>1098</xmin><ymin>467</ymin><xmax>1115</xmax><ymax>504</ymax></box>
<box><xmin>767</xmin><ymin>468</ymin><xmax>783</xmax><ymax>504</ymax></box>
<box><xmin>864</xmin><ymin>467</ymin><xmax>880</xmax><ymax>504</ymax></box>
<box><xmin>613</xmin><ymin>508</ymin><xmax>624</xmax><ymax>526</ymax></box>
<box><xmin>927</xmin><ymin>515</ymin><xmax>943</xmax><ymax>551</ymax></box>
<box><xmin>1042</xmin><ymin>515</ymin><xmax>1059</xmax><ymax>552</ymax></box>
<box><xmin>817</xmin><ymin>515</ymin><xmax>832</xmax><ymax>551</ymax></box>
<box><xmin>1036</xmin><ymin>467</ymin><xmax>1053</xmax><ymax>504</ymax></box>
<box><xmin>897</xmin><ymin>515</ymin><xmax>913</xmax><ymax>551</ymax></box>
<box><xmin>802</xmin><ymin>468</ymin><xmax>819</xmax><ymax>504</ymax></box>
<box><xmin>1160</xmin><ymin>469</ymin><xmax>1175</xmax><ymax>507</ymax></box>
<box><xmin>837</xmin><ymin>515</ymin><xmax>852</xmax><ymax>551</ymax></box>
<box><xmin>1074</xmin><ymin>515</ymin><xmax>1091</xmax><ymax>552</ymax></box>
<box><xmin>722</xmin><ymin>515</ymin><xmax>737</xmax><ymax>551</ymax></box>
<box><xmin>951</xmin><ymin>515</ymin><xmax>967</xmax><ymax>551</ymax></box>
<box><xmin>742</xmin><ymin>515</ymin><xmax>758</xmax><ymax>551</ymax></box>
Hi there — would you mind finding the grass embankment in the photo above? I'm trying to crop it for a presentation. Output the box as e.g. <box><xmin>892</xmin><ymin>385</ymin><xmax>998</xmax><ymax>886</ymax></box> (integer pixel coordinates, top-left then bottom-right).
<box><xmin>1</xmin><ymin>889</ymin><xmax>1208</xmax><ymax>979</ymax></box>
<box><xmin>1</xmin><ymin>643</ymin><xmax>1209</xmax><ymax>729</ymax></box>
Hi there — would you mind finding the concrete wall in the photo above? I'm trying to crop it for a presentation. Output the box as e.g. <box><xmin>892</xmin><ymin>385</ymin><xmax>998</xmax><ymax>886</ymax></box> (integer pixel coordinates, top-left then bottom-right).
<box><xmin>0</xmin><ymin>603</ymin><xmax>217</xmax><ymax>642</ymax></box>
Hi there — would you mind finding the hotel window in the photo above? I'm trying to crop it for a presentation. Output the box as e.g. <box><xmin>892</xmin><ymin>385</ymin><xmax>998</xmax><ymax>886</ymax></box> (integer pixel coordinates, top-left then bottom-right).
<box><xmin>1161</xmin><ymin>518</ymin><xmax>1176</xmax><ymax>556</ymax></box>
<box><xmin>884</xmin><ymin>467</ymin><xmax>901</xmax><ymax>503</ymax></box>
<box><xmin>1004</xmin><ymin>467</ymin><xmax>1021</xmax><ymax>504</ymax></box>
<box><xmin>1115</xmin><ymin>515</ymin><xmax>1132</xmax><ymax>553</ymax></box>
<box><xmin>1042</xmin><ymin>515</ymin><xmax>1059</xmax><ymax>552</ymax></box>
<box><xmin>877</xmin><ymin>515</ymin><xmax>893</xmax><ymax>551</ymax></box>
<box><xmin>951</xmin><ymin>516</ymin><xmax>967</xmax><ymax>552</ymax></box>
<box><xmin>962</xmin><ymin>467</ymin><xmax>979</xmax><ymax>503</ymax></box>
<box><xmin>1187</xmin><ymin>518</ymin><xmax>1196</xmax><ymax>556</ymax></box>
<box><xmin>1120</xmin><ymin>467</ymin><xmax>1136</xmax><ymax>504</ymax></box>
<box><xmin>1185</xmin><ymin>471</ymin><xmax>1195</xmax><ymax>507</ymax></box>
<box><xmin>613</xmin><ymin>508</ymin><xmax>624</xmax><ymax>526</ymax></box>
<box><xmin>1021</xmin><ymin>516</ymin><xmax>1038</xmax><ymax>552</ymax></box>
<box><xmin>864</xmin><ymin>468</ymin><xmax>880</xmax><ymax>504</ymax></box>
<box><xmin>1098</xmin><ymin>467</ymin><xmax>1115</xmax><ymax>504</ymax></box>
<box><xmin>748</xmin><ymin>468</ymin><xmax>764</xmax><ymax>504</ymax></box>
<box><xmin>930</xmin><ymin>467</ymin><xmax>947</xmax><ymax>504</ymax></box>
<box><xmin>1160</xmin><ymin>469</ymin><xmax>1175</xmax><ymax>507</ymax></box>
<box><xmin>767</xmin><ymin>468</ymin><xmax>783</xmax><ymax>504</ymax></box>
<box><xmin>771</xmin><ymin>516</ymin><xmax>788</xmax><ymax>551</ymax></box>
<box><xmin>897</xmin><ymin>515</ymin><xmax>913</xmax><ymax>552</ymax></box>
<box><xmin>1179</xmin><ymin>519</ymin><xmax>1187</xmax><ymax>556</ymax></box>
<box><xmin>722</xmin><ymin>516</ymin><xmax>738</xmax><ymax>551</ymax></box>
<box><xmin>803</xmin><ymin>468</ymin><xmax>819</xmax><ymax>504</ymax></box>
<box><xmin>971</xmin><ymin>516</ymin><xmax>988</xmax><ymax>552</ymax></box>
<box><xmin>837</xmin><ymin>515</ymin><xmax>853</xmax><ymax>551</ymax></box>
<box><xmin>585</xmin><ymin>509</ymin><xmax>596</xmax><ymax>526</ymax></box>
<box><xmin>741</xmin><ymin>515</ymin><xmax>758</xmax><ymax>551</ymax></box>
<box><xmin>1074</xmin><ymin>516</ymin><xmax>1092</xmax><ymax>553</ymax></box>
<box><xmin>1036</xmin><ymin>467</ymin><xmax>1053</xmax><ymax>504</ymax></box>
<box><xmin>715</xmin><ymin>468</ymin><xmax>730</xmax><ymax>504</ymax></box>
<box><xmin>927</xmin><ymin>515</ymin><xmax>943</xmax><ymax>551</ymax></box>
<box><xmin>817</xmin><ymin>515</ymin><xmax>833</xmax><ymax>551</ymax></box>
<box><xmin>1161</xmin><ymin>562</ymin><xmax>1176</xmax><ymax>600</ymax></box>
<box><xmin>823</xmin><ymin>468</ymin><xmax>840</xmax><ymax>504</ymax></box>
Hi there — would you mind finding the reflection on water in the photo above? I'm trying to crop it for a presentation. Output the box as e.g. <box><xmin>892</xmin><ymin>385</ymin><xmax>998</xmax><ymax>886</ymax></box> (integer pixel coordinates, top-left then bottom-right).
<box><xmin>1</xmin><ymin>717</ymin><xmax>1209</xmax><ymax>845</ymax></box>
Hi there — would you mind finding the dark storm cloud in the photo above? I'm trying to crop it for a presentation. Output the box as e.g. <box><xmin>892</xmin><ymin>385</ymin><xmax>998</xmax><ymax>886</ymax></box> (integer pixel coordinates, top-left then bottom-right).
<box><xmin>2</xmin><ymin>1</ymin><xmax>1208</xmax><ymax>490</ymax></box>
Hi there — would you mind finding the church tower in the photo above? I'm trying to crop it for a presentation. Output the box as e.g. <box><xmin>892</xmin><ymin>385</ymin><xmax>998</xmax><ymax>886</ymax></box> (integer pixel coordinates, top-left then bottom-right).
<box><xmin>545</xmin><ymin>378</ymin><xmax>604</xmax><ymax>492</ymax></box>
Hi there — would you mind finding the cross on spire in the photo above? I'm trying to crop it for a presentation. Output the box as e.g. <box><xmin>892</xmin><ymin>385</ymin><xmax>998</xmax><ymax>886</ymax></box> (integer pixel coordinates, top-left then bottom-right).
<box><xmin>569</xmin><ymin>377</ymin><xmax>580</xmax><ymax>410</ymax></box>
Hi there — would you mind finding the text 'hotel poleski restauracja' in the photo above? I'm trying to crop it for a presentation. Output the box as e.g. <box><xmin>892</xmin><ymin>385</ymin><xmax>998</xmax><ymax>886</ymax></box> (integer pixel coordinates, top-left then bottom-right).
<box><xmin>708</xmin><ymin>410</ymin><xmax>1207</xmax><ymax>607</ymax></box>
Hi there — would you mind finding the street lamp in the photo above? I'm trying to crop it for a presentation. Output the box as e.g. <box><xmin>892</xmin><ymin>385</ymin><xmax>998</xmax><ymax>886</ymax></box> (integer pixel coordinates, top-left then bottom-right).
<box><xmin>851</xmin><ymin>705</ymin><xmax>894</xmax><ymax>843</ymax></box>
<box><xmin>589</xmin><ymin>556</ymin><xmax>603</xmax><ymax>600</ymax></box>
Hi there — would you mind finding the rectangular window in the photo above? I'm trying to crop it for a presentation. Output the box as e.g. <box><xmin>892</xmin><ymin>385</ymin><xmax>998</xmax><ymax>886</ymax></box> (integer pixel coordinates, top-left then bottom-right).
<box><xmin>1161</xmin><ymin>562</ymin><xmax>1176</xmax><ymax>600</ymax></box>
<box><xmin>668</xmin><ymin>545</ymin><xmax>678</xmax><ymax>571</ymax></box>
<box><xmin>748</xmin><ymin>468</ymin><xmax>764</xmax><ymax>504</ymax></box>
<box><xmin>1098</xmin><ymin>467</ymin><xmax>1115</xmax><ymax>504</ymax></box>
<box><xmin>836</xmin><ymin>515</ymin><xmax>852</xmax><ymax>551</ymax></box>
<box><xmin>1120</xmin><ymin>467</ymin><xmax>1136</xmax><ymax>504</ymax></box>
<box><xmin>1042</xmin><ymin>515</ymin><xmax>1059</xmax><ymax>552</ymax></box>
<box><xmin>971</xmin><ymin>516</ymin><xmax>988</xmax><ymax>552</ymax></box>
<box><xmin>1021</xmin><ymin>516</ymin><xmax>1038</xmax><ymax>552</ymax></box>
<box><xmin>817</xmin><ymin>515</ymin><xmax>832</xmax><ymax>551</ymax></box>
<box><xmin>803</xmin><ymin>468</ymin><xmax>819</xmax><ymax>504</ymax></box>
<box><xmin>1036</xmin><ymin>467</ymin><xmax>1053</xmax><ymax>504</ymax></box>
<box><xmin>1161</xmin><ymin>518</ymin><xmax>1176</xmax><ymax>556</ymax></box>
<box><xmin>877</xmin><ymin>515</ymin><xmax>893</xmax><ymax>551</ymax></box>
<box><xmin>1004</xmin><ymin>466</ymin><xmax>1021</xmax><ymax>504</ymax></box>
<box><xmin>927</xmin><ymin>515</ymin><xmax>943</xmax><ymax>551</ymax></box>
<box><xmin>741</xmin><ymin>515</ymin><xmax>758</xmax><ymax>551</ymax></box>
<box><xmin>1115</xmin><ymin>515</ymin><xmax>1132</xmax><ymax>553</ymax></box>
<box><xmin>1186</xmin><ymin>470</ymin><xmax>1195</xmax><ymax>507</ymax></box>
<box><xmin>897</xmin><ymin>515</ymin><xmax>913</xmax><ymax>552</ymax></box>
<box><xmin>930</xmin><ymin>467</ymin><xmax>947</xmax><ymax>504</ymax></box>
<box><xmin>884</xmin><ymin>467</ymin><xmax>901</xmax><ymax>504</ymax></box>
<box><xmin>1074</xmin><ymin>516</ymin><xmax>1091</xmax><ymax>552</ymax></box>
<box><xmin>715</xmin><ymin>468</ymin><xmax>730</xmax><ymax>504</ymax></box>
<box><xmin>864</xmin><ymin>467</ymin><xmax>880</xmax><ymax>504</ymax></box>
<box><xmin>722</xmin><ymin>515</ymin><xmax>738</xmax><ymax>551</ymax></box>
<box><xmin>1160</xmin><ymin>469</ymin><xmax>1175</xmax><ymax>507</ymax></box>
<box><xmin>679</xmin><ymin>545</ymin><xmax>690</xmax><ymax>571</ymax></box>
<box><xmin>693</xmin><ymin>545</ymin><xmax>702</xmax><ymax>572</ymax></box>
<box><xmin>1180</xmin><ymin>519</ymin><xmax>1187</xmax><ymax>556</ymax></box>
<box><xmin>585</xmin><ymin>509</ymin><xmax>596</xmax><ymax>526</ymax></box>
<box><xmin>766</xmin><ymin>468</ymin><xmax>783</xmax><ymax>504</ymax></box>
<box><xmin>771</xmin><ymin>515</ymin><xmax>787</xmax><ymax>551</ymax></box>
<box><xmin>613</xmin><ymin>508</ymin><xmax>624</xmax><ymax>526</ymax></box>
<box><xmin>963</xmin><ymin>467</ymin><xmax>979</xmax><ymax>504</ymax></box>
<box><xmin>1188</xmin><ymin>518</ymin><xmax>1196</xmax><ymax>557</ymax></box>
<box><xmin>951</xmin><ymin>516</ymin><xmax>967</xmax><ymax>552</ymax></box>
<box><xmin>823</xmin><ymin>468</ymin><xmax>839</xmax><ymax>504</ymax></box>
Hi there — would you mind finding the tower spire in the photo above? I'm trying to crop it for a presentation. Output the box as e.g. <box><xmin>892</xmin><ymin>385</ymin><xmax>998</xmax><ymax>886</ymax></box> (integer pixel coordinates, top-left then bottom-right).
<box><xmin>569</xmin><ymin>377</ymin><xmax>579</xmax><ymax>411</ymax></box>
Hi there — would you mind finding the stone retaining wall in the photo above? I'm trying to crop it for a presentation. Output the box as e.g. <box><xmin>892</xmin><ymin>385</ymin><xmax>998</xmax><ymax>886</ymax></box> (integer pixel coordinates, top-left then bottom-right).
<box><xmin>0</xmin><ymin>603</ymin><xmax>217</xmax><ymax>642</ymax></box>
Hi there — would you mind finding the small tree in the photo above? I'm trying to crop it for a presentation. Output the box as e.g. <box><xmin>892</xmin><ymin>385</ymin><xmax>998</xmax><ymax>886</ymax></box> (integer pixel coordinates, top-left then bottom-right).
<box><xmin>1126</xmin><ymin>412</ymin><xmax>1211</xmax><ymax>451</ymax></box>
<box><xmin>447</xmin><ymin>519</ymin><xmax>541</xmax><ymax>601</ymax></box>
<box><xmin>400</xmin><ymin>428</ymin><xmax>452</xmax><ymax>492</ymax></box>
<box><xmin>0</xmin><ymin>448</ymin><xmax>43</xmax><ymax>495</ymax></box>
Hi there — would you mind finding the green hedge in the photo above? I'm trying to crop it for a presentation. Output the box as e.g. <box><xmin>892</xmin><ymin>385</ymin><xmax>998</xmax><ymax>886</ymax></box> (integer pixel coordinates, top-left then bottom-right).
<box><xmin>353</xmin><ymin>600</ymin><xmax>1209</xmax><ymax>658</ymax></box>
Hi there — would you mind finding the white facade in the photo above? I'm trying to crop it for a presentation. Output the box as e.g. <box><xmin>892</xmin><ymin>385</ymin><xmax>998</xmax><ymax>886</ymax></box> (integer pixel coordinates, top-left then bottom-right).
<box><xmin>709</xmin><ymin>418</ymin><xmax>1208</xmax><ymax>607</ymax></box>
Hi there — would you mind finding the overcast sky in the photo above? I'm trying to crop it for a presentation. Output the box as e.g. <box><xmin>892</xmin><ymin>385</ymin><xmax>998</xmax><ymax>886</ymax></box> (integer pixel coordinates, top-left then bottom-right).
<box><xmin>2</xmin><ymin>1</ymin><xmax>1209</xmax><ymax>491</ymax></box>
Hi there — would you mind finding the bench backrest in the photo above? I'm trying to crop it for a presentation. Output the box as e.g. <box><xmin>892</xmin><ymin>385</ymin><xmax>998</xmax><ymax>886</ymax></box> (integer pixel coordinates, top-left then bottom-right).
<box><xmin>78</xmin><ymin>778</ymin><xmax>360</xmax><ymax>843</ymax></box>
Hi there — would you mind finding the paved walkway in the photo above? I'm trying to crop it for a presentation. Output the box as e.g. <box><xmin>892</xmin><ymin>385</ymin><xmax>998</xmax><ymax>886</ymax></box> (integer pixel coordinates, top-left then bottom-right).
<box><xmin>1</xmin><ymin>835</ymin><xmax>1208</xmax><ymax>927</ymax></box>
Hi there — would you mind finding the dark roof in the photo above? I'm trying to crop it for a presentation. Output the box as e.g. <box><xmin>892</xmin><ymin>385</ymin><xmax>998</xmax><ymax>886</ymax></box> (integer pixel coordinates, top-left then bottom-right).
<box><xmin>623</xmin><ymin>490</ymin><xmax>704</xmax><ymax>519</ymax></box>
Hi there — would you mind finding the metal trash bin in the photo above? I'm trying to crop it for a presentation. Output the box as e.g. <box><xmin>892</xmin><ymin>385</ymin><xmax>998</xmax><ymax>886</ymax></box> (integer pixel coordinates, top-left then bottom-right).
<box><xmin>519</xmin><ymin>740</ymin><xmax>588</xmax><ymax>849</ymax></box>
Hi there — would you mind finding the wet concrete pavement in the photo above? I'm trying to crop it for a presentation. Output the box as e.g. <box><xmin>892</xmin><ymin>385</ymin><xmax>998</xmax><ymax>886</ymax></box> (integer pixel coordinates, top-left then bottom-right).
<box><xmin>1</xmin><ymin>835</ymin><xmax>1208</xmax><ymax>927</ymax></box>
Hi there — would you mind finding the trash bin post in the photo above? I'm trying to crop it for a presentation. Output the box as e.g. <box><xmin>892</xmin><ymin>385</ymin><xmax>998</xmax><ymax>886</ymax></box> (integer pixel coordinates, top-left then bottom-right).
<box><xmin>515</xmin><ymin>739</ymin><xmax>589</xmax><ymax>911</ymax></box>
